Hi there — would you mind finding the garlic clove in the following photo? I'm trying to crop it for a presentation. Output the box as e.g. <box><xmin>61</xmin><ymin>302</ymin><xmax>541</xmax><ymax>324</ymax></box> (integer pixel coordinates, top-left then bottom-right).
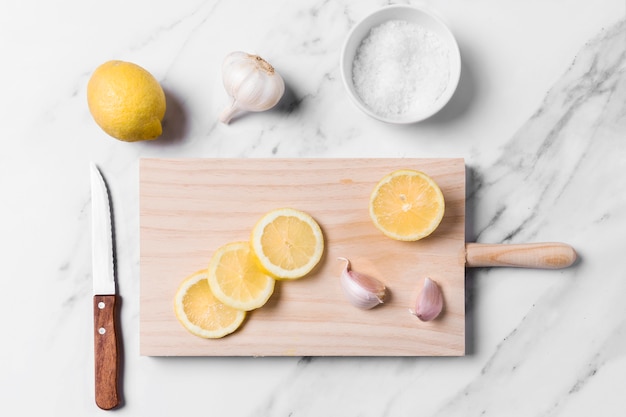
<box><xmin>414</xmin><ymin>278</ymin><xmax>443</xmax><ymax>321</ymax></box>
<box><xmin>338</xmin><ymin>257</ymin><xmax>386</xmax><ymax>309</ymax></box>
<box><xmin>220</xmin><ymin>52</ymin><xmax>285</xmax><ymax>124</ymax></box>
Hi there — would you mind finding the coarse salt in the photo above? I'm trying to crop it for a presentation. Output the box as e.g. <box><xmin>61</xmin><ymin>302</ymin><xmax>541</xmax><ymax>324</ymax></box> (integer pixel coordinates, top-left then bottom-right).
<box><xmin>352</xmin><ymin>20</ymin><xmax>451</xmax><ymax>120</ymax></box>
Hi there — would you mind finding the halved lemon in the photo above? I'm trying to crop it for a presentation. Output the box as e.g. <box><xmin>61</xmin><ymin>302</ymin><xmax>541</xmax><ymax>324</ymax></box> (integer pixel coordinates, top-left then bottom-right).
<box><xmin>250</xmin><ymin>208</ymin><xmax>324</xmax><ymax>279</ymax></box>
<box><xmin>207</xmin><ymin>241</ymin><xmax>276</xmax><ymax>311</ymax></box>
<box><xmin>174</xmin><ymin>269</ymin><xmax>246</xmax><ymax>339</ymax></box>
<box><xmin>369</xmin><ymin>169</ymin><xmax>445</xmax><ymax>241</ymax></box>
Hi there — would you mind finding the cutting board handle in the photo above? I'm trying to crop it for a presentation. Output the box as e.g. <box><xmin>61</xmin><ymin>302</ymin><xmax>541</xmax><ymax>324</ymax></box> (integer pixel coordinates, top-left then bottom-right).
<box><xmin>465</xmin><ymin>242</ymin><xmax>577</xmax><ymax>269</ymax></box>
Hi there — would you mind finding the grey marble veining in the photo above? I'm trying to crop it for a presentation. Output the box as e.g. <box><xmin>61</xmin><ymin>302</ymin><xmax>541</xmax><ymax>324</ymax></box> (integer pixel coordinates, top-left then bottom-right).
<box><xmin>474</xmin><ymin>19</ymin><xmax>626</xmax><ymax>244</ymax></box>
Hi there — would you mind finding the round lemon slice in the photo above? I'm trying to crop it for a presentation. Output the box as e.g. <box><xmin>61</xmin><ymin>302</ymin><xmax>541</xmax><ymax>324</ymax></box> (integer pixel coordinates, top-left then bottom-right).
<box><xmin>174</xmin><ymin>269</ymin><xmax>246</xmax><ymax>339</ymax></box>
<box><xmin>207</xmin><ymin>241</ymin><xmax>276</xmax><ymax>311</ymax></box>
<box><xmin>369</xmin><ymin>169</ymin><xmax>445</xmax><ymax>241</ymax></box>
<box><xmin>250</xmin><ymin>208</ymin><xmax>324</xmax><ymax>280</ymax></box>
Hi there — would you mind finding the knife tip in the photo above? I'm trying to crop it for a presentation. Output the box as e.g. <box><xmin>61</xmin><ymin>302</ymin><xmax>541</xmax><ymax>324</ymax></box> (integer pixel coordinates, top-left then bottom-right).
<box><xmin>90</xmin><ymin>162</ymin><xmax>102</xmax><ymax>178</ymax></box>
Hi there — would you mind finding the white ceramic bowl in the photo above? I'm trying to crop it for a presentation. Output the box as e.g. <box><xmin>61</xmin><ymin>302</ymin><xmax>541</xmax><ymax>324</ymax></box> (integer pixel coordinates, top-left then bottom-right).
<box><xmin>340</xmin><ymin>5</ymin><xmax>461</xmax><ymax>124</ymax></box>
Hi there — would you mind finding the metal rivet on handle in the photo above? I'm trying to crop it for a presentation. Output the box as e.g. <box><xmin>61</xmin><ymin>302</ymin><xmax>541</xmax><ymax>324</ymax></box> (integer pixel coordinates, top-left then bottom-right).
<box><xmin>98</xmin><ymin>302</ymin><xmax>105</xmax><ymax>309</ymax></box>
<box><xmin>99</xmin><ymin>327</ymin><xmax>106</xmax><ymax>335</ymax></box>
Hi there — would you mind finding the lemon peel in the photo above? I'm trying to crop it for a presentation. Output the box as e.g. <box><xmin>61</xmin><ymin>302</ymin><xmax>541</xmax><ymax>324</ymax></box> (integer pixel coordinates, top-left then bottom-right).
<box><xmin>87</xmin><ymin>60</ymin><xmax>166</xmax><ymax>142</ymax></box>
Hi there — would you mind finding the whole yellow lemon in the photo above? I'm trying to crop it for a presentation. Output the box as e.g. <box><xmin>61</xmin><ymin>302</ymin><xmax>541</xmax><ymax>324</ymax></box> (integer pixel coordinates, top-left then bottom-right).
<box><xmin>87</xmin><ymin>60</ymin><xmax>166</xmax><ymax>142</ymax></box>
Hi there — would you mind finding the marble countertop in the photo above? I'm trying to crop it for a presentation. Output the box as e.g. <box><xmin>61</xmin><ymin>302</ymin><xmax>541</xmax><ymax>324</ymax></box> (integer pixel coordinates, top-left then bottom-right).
<box><xmin>2</xmin><ymin>0</ymin><xmax>625</xmax><ymax>415</ymax></box>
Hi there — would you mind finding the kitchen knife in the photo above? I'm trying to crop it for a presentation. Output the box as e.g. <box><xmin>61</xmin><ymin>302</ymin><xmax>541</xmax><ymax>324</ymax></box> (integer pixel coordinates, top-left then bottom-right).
<box><xmin>90</xmin><ymin>162</ymin><xmax>120</xmax><ymax>410</ymax></box>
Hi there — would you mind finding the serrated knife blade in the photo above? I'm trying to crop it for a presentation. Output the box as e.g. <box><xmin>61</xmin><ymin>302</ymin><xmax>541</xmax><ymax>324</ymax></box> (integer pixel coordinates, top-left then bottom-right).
<box><xmin>90</xmin><ymin>162</ymin><xmax>120</xmax><ymax>410</ymax></box>
<box><xmin>91</xmin><ymin>163</ymin><xmax>115</xmax><ymax>296</ymax></box>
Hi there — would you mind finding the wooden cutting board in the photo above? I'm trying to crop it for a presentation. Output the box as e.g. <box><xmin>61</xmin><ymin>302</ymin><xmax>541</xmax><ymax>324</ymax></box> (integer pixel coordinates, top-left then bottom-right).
<box><xmin>140</xmin><ymin>158</ymin><xmax>466</xmax><ymax>356</ymax></box>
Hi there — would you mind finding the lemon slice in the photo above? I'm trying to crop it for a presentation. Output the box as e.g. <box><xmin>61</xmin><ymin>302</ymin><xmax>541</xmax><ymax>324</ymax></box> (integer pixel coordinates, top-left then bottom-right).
<box><xmin>369</xmin><ymin>169</ymin><xmax>445</xmax><ymax>241</ymax></box>
<box><xmin>207</xmin><ymin>241</ymin><xmax>276</xmax><ymax>311</ymax></box>
<box><xmin>250</xmin><ymin>208</ymin><xmax>324</xmax><ymax>279</ymax></box>
<box><xmin>174</xmin><ymin>269</ymin><xmax>246</xmax><ymax>339</ymax></box>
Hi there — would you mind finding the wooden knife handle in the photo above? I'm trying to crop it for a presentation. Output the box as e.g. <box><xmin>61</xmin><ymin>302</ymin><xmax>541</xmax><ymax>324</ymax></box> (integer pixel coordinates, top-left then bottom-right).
<box><xmin>93</xmin><ymin>295</ymin><xmax>120</xmax><ymax>410</ymax></box>
<box><xmin>465</xmin><ymin>242</ymin><xmax>577</xmax><ymax>269</ymax></box>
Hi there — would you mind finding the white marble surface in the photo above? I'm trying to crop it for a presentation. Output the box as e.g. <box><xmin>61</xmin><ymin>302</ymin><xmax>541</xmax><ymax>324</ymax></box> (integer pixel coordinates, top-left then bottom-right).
<box><xmin>1</xmin><ymin>0</ymin><xmax>625</xmax><ymax>415</ymax></box>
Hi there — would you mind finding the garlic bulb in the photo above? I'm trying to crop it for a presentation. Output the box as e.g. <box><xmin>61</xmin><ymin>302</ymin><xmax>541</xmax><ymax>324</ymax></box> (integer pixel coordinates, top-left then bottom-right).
<box><xmin>219</xmin><ymin>51</ymin><xmax>285</xmax><ymax>124</ymax></box>
<box><xmin>338</xmin><ymin>257</ymin><xmax>386</xmax><ymax>309</ymax></box>
<box><xmin>413</xmin><ymin>278</ymin><xmax>443</xmax><ymax>321</ymax></box>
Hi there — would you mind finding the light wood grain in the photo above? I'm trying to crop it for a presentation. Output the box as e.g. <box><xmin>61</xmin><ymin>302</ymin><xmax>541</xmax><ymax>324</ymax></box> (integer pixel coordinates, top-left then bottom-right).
<box><xmin>139</xmin><ymin>158</ymin><xmax>466</xmax><ymax>356</ymax></box>
<box><xmin>465</xmin><ymin>242</ymin><xmax>577</xmax><ymax>269</ymax></box>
